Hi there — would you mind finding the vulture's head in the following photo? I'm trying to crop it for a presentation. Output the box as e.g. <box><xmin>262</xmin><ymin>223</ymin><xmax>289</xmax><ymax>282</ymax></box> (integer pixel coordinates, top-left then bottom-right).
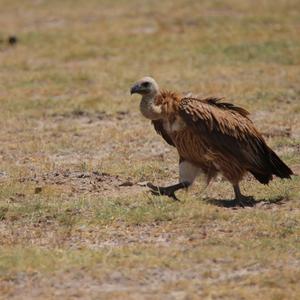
<box><xmin>130</xmin><ymin>77</ymin><xmax>159</xmax><ymax>97</ymax></box>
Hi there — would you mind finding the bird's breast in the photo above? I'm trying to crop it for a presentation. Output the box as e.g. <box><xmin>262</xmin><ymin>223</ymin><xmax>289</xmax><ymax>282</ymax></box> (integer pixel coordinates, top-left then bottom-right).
<box><xmin>162</xmin><ymin>116</ymin><xmax>211</xmax><ymax>165</ymax></box>
<box><xmin>171</xmin><ymin>127</ymin><xmax>209</xmax><ymax>164</ymax></box>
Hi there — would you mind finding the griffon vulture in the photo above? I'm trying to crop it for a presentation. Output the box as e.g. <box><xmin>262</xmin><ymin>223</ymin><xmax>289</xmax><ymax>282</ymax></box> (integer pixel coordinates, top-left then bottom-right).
<box><xmin>130</xmin><ymin>77</ymin><xmax>293</xmax><ymax>205</ymax></box>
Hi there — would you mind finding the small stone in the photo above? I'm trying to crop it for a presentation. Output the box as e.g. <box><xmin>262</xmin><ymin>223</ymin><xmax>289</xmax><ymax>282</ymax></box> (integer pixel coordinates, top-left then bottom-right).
<box><xmin>8</xmin><ymin>35</ymin><xmax>18</xmax><ymax>45</ymax></box>
<box><xmin>35</xmin><ymin>187</ymin><xmax>42</xmax><ymax>194</ymax></box>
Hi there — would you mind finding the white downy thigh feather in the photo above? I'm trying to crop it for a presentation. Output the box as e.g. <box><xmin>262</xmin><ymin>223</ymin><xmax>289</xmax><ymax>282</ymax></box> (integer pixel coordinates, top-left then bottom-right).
<box><xmin>179</xmin><ymin>161</ymin><xmax>201</xmax><ymax>184</ymax></box>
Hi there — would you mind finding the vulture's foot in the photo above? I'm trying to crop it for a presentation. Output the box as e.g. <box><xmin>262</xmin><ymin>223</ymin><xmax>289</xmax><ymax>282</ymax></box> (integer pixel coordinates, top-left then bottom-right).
<box><xmin>146</xmin><ymin>182</ymin><xmax>190</xmax><ymax>201</ymax></box>
<box><xmin>232</xmin><ymin>184</ymin><xmax>255</xmax><ymax>207</ymax></box>
<box><xmin>233</xmin><ymin>195</ymin><xmax>255</xmax><ymax>208</ymax></box>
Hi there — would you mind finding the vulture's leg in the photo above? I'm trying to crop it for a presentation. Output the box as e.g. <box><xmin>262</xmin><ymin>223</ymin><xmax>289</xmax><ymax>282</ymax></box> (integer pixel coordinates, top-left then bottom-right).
<box><xmin>147</xmin><ymin>161</ymin><xmax>199</xmax><ymax>201</ymax></box>
<box><xmin>233</xmin><ymin>184</ymin><xmax>255</xmax><ymax>207</ymax></box>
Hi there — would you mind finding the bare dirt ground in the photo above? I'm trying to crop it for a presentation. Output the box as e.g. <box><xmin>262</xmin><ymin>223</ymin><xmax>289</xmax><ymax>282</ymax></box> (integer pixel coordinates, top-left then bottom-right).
<box><xmin>0</xmin><ymin>0</ymin><xmax>300</xmax><ymax>299</ymax></box>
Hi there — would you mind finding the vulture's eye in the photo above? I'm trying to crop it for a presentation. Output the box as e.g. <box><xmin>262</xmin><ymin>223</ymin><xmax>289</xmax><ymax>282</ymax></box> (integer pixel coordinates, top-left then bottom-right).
<box><xmin>142</xmin><ymin>82</ymin><xmax>150</xmax><ymax>88</ymax></box>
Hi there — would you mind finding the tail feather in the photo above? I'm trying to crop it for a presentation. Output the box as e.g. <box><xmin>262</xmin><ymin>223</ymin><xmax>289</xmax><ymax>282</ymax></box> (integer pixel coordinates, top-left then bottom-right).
<box><xmin>250</xmin><ymin>146</ymin><xmax>293</xmax><ymax>184</ymax></box>
<box><xmin>250</xmin><ymin>172</ymin><xmax>272</xmax><ymax>184</ymax></box>
<box><xmin>268</xmin><ymin>148</ymin><xmax>293</xmax><ymax>179</ymax></box>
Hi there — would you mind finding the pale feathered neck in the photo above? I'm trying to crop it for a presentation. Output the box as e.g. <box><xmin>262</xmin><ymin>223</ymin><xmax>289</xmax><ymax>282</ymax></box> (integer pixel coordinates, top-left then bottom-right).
<box><xmin>140</xmin><ymin>94</ymin><xmax>162</xmax><ymax>120</ymax></box>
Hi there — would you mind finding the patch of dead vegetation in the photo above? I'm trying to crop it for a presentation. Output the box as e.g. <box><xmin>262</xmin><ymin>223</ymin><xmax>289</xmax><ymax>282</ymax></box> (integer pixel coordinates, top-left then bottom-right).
<box><xmin>51</xmin><ymin>109</ymin><xmax>130</xmax><ymax>123</ymax></box>
<box><xmin>18</xmin><ymin>169</ymin><xmax>137</xmax><ymax>195</ymax></box>
<box><xmin>0</xmin><ymin>0</ymin><xmax>300</xmax><ymax>299</ymax></box>
<box><xmin>1</xmin><ymin>253</ymin><xmax>300</xmax><ymax>300</ymax></box>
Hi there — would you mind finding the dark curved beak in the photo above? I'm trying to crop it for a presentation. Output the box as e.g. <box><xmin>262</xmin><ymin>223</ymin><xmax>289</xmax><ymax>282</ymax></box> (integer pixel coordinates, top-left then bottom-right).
<box><xmin>130</xmin><ymin>84</ymin><xmax>140</xmax><ymax>95</ymax></box>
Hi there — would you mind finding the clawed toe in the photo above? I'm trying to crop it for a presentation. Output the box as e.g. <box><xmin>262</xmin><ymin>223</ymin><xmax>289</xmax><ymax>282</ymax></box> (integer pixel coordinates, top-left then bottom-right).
<box><xmin>146</xmin><ymin>183</ymin><xmax>179</xmax><ymax>201</ymax></box>
<box><xmin>233</xmin><ymin>185</ymin><xmax>256</xmax><ymax>207</ymax></box>
<box><xmin>146</xmin><ymin>182</ymin><xmax>159</xmax><ymax>193</ymax></box>
<box><xmin>235</xmin><ymin>196</ymin><xmax>255</xmax><ymax>207</ymax></box>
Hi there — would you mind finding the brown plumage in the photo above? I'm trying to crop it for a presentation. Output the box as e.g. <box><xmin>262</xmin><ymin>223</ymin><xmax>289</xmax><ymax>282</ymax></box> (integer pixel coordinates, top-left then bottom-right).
<box><xmin>130</xmin><ymin>77</ymin><xmax>293</xmax><ymax>205</ymax></box>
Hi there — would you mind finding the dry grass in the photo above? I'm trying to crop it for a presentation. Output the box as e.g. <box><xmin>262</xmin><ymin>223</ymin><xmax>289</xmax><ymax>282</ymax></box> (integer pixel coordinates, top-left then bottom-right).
<box><xmin>0</xmin><ymin>0</ymin><xmax>300</xmax><ymax>299</ymax></box>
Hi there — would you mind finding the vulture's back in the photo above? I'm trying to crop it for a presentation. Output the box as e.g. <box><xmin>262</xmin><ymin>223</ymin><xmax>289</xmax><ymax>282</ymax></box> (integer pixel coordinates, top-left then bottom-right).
<box><xmin>153</xmin><ymin>93</ymin><xmax>293</xmax><ymax>184</ymax></box>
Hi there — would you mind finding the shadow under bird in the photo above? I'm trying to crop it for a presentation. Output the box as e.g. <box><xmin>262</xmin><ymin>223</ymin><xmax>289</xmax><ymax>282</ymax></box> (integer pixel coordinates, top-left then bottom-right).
<box><xmin>130</xmin><ymin>77</ymin><xmax>293</xmax><ymax>206</ymax></box>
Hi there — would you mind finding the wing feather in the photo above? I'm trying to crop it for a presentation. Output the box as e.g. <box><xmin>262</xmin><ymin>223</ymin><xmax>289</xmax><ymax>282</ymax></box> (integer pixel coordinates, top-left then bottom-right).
<box><xmin>179</xmin><ymin>97</ymin><xmax>259</xmax><ymax>143</ymax></box>
<box><xmin>178</xmin><ymin>97</ymin><xmax>269</xmax><ymax>171</ymax></box>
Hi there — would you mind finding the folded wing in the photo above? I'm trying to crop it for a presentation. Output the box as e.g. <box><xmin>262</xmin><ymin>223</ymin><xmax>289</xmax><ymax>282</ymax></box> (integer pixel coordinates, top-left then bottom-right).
<box><xmin>178</xmin><ymin>97</ymin><xmax>293</xmax><ymax>183</ymax></box>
